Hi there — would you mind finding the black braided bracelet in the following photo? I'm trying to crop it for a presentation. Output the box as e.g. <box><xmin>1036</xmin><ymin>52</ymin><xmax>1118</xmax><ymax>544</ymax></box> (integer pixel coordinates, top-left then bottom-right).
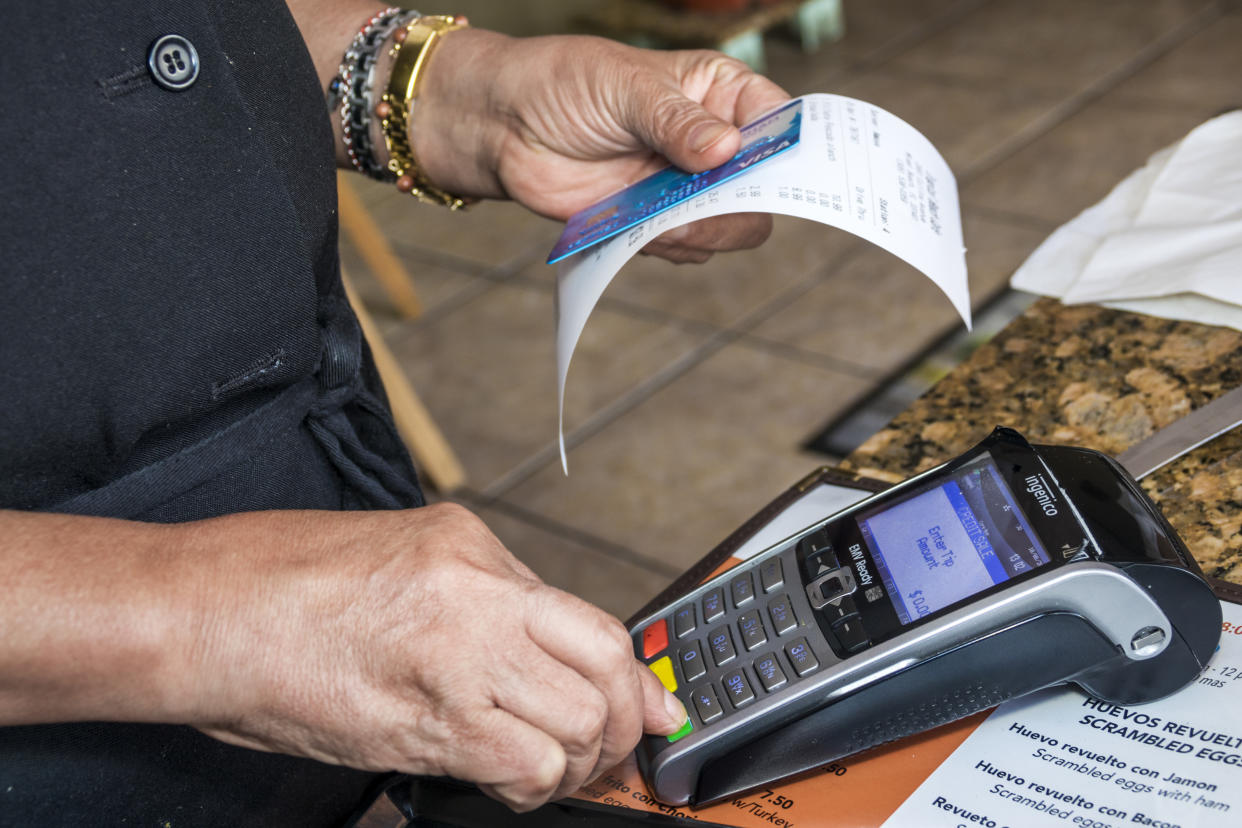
<box><xmin>329</xmin><ymin>7</ymin><xmax>421</xmax><ymax>180</ymax></box>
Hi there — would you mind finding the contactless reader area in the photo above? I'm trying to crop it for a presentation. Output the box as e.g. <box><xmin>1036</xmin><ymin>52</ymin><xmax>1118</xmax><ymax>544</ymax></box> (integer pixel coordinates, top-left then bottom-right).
<box><xmin>628</xmin><ymin>427</ymin><xmax>1220</xmax><ymax>808</ymax></box>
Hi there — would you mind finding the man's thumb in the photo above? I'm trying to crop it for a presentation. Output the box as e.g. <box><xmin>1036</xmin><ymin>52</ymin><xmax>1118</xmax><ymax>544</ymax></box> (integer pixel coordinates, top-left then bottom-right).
<box><xmin>636</xmin><ymin>660</ymin><xmax>689</xmax><ymax>735</ymax></box>
<box><xmin>628</xmin><ymin>86</ymin><xmax>741</xmax><ymax>172</ymax></box>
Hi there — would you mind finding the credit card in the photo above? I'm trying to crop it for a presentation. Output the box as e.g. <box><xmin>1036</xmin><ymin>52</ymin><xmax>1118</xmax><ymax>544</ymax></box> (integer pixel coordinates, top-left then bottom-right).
<box><xmin>547</xmin><ymin>98</ymin><xmax>803</xmax><ymax>264</ymax></box>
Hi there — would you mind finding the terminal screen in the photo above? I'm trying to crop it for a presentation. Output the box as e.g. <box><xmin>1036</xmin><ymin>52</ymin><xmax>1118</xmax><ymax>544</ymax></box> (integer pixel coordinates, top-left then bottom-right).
<box><xmin>858</xmin><ymin>455</ymin><xmax>1052</xmax><ymax>625</ymax></box>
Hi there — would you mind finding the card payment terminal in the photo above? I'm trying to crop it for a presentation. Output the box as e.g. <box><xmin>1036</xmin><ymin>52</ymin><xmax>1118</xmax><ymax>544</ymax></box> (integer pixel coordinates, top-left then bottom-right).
<box><xmin>629</xmin><ymin>427</ymin><xmax>1221</xmax><ymax>807</ymax></box>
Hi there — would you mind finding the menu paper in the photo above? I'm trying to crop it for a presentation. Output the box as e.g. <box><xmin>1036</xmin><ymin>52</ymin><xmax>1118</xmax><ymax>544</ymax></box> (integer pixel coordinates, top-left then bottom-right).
<box><xmin>573</xmin><ymin>715</ymin><xmax>989</xmax><ymax>827</ymax></box>
<box><xmin>554</xmin><ymin>93</ymin><xmax>970</xmax><ymax>471</ymax></box>
<box><xmin>882</xmin><ymin>600</ymin><xmax>1242</xmax><ymax>828</ymax></box>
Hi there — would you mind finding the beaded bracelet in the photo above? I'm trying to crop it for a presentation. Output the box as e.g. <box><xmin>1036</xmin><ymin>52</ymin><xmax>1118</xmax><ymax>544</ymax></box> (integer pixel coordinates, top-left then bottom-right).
<box><xmin>376</xmin><ymin>15</ymin><xmax>474</xmax><ymax>209</ymax></box>
<box><xmin>329</xmin><ymin>7</ymin><xmax>420</xmax><ymax>180</ymax></box>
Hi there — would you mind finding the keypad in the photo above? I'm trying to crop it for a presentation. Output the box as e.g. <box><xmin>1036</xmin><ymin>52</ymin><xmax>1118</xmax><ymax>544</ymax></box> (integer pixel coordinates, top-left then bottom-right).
<box><xmin>785</xmin><ymin>637</ymin><xmax>820</xmax><ymax>677</ymax></box>
<box><xmin>702</xmin><ymin>588</ymin><xmax>726</xmax><ymax>623</ymax></box>
<box><xmin>798</xmin><ymin>528</ymin><xmax>832</xmax><ymax>557</ymax></box>
<box><xmin>673</xmin><ymin>603</ymin><xmax>697</xmax><ymax>638</ymax></box>
<box><xmin>667</xmin><ymin>718</ymin><xmax>694</xmax><ymax>743</ymax></box>
<box><xmin>832</xmin><ymin>616</ymin><xmax>870</xmax><ymax>654</ymax></box>
<box><xmin>737</xmin><ymin>610</ymin><xmax>767</xmax><ymax>651</ymax></box>
<box><xmin>730</xmin><ymin>573</ymin><xmax>755</xmax><ymax>608</ymax></box>
<box><xmin>813</xmin><ymin>573</ymin><xmax>850</xmax><ymax>604</ymax></box>
<box><xmin>642</xmin><ymin>619</ymin><xmax>668</xmax><ymax>658</ymax></box>
<box><xmin>707</xmin><ymin>625</ymin><xmax>737</xmax><ymax>667</ymax></box>
<box><xmin>679</xmin><ymin>644</ymin><xmax>707</xmax><ymax>682</ymax></box>
<box><xmin>759</xmin><ymin>557</ymin><xmax>784</xmax><ymax>593</ymax></box>
<box><xmin>799</xmin><ymin>530</ymin><xmax>836</xmax><ymax>578</ymax></box>
<box><xmin>721</xmin><ymin>668</ymin><xmax>756</xmax><ymax>709</ymax></box>
<box><xmin>767</xmin><ymin>594</ymin><xmax>798</xmax><ymax>636</ymax></box>
<box><xmin>753</xmin><ymin>653</ymin><xmax>787</xmax><ymax>692</ymax></box>
<box><xmin>649</xmin><ymin>656</ymin><xmax>677</xmax><ymax>692</ymax></box>
<box><xmin>817</xmin><ymin>595</ymin><xmax>857</xmax><ymax>627</ymax></box>
<box><xmin>634</xmin><ymin>551</ymin><xmax>843</xmax><ymax>735</ymax></box>
<box><xmin>691</xmin><ymin>684</ymin><xmax>724</xmax><ymax>723</ymax></box>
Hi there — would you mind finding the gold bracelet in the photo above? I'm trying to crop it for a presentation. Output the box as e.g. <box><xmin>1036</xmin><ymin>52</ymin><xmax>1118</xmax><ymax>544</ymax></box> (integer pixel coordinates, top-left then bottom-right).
<box><xmin>378</xmin><ymin>14</ymin><xmax>473</xmax><ymax>209</ymax></box>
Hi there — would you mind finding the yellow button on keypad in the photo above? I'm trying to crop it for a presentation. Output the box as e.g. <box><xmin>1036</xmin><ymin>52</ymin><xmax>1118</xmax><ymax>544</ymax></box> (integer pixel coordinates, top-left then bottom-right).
<box><xmin>648</xmin><ymin>655</ymin><xmax>677</xmax><ymax>693</ymax></box>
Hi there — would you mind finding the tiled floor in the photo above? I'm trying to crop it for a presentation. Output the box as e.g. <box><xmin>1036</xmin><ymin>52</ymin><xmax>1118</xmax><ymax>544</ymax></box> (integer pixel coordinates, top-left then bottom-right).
<box><xmin>343</xmin><ymin>0</ymin><xmax>1241</xmax><ymax>621</ymax></box>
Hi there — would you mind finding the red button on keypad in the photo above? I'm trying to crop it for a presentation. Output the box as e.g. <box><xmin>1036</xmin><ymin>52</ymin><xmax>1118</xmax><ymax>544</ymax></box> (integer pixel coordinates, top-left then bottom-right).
<box><xmin>642</xmin><ymin>619</ymin><xmax>669</xmax><ymax>658</ymax></box>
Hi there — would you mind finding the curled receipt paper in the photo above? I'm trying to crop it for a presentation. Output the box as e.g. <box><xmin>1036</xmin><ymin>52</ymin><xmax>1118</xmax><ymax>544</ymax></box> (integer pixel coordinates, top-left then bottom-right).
<box><xmin>554</xmin><ymin>93</ymin><xmax>971</xmax><ymax>471</ymax></box>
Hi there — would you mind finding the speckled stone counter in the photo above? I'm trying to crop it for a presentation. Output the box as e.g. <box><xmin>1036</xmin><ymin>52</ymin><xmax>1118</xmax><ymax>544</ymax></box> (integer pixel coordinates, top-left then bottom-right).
<box><xmin>841</xmin><ymin>298</ymin><xmax>1242</xmax><ymax>584</ymax></box>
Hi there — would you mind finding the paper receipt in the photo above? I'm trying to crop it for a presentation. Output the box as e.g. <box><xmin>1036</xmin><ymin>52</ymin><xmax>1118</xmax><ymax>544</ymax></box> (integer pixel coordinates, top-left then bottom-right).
<box><xmin>554</xmin><ymin>93</ymin><xmax>971</xmax><ymax>471</ymax></box>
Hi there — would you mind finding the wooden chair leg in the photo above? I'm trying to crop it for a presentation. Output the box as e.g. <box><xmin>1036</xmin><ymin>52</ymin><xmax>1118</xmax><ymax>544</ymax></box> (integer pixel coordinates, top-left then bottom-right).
<box><xmin>342</xmin><ymin>272</ymin><xmax>466</xmax><ymax>493</ymax></box>
<box><xmin>337</xmin><ymin>172</ymin><xmax>424</xmax><ymax>319</ymax></box>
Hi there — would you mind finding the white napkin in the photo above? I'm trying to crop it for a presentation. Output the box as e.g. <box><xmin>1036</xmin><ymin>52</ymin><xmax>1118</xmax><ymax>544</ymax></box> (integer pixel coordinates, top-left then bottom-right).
<box><xmin>1011</xmin><ymin>110</ymin><xmax>1242</xmax><ymax>331</ymax></box>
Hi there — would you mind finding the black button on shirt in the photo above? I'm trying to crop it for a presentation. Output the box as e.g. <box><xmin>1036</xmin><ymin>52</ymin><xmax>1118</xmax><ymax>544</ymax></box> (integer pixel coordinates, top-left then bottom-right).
<box><xmin>148</xmin><ymin>34</ymin><xmax>200</xmax><ymax>90</ymax></box>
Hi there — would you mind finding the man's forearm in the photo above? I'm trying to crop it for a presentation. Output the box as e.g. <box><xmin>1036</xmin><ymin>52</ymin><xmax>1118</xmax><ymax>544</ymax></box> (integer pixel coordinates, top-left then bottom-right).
<box><xmin>0</xmin><ymin>511</ymin><xmax>200</xmax><ymax>725</ymax></box>
<box><xmin>0</xmin><ymin>503</ymin><xmax>686</xmax><ymax>810</ymax></box>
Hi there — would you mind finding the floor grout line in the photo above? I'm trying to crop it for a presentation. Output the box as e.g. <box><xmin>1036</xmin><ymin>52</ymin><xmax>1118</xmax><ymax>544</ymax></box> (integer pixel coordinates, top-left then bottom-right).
<box><xmin>955</xmin><ymin>3</ymin><xmax>1225</xmax><ymax>185</ymax></box>
<box><xmin>478</xmin><ymin>326</ymin><xmax>741</xmax><ymax>499</ymax></box>
<box><xmin>731</xmin><ymin>331</ymin><xmax>889</xmax><ymax>380</ymax></box>
<box><xmin>479</xmin><ymin>242</ymin><xmax>870</xmax><ymax>500</ymax></box>
<box><xmin>963</xmin><ymin>205</ymin><xmax>1060</xmax><ymax>233</ymax></box>
<box><xmin>848</xmin><ymin>0</ymin><xmax>997</xmax><ymax>75</ymax></box>
<box><xmin>460</xmin><ymin>491</ymin><xmax>685</xmax><ymax>580</ymax></box>
<box><xmin>382</xmin><ymin>238</ymin><xmax>551</xmax><ymax>347</ymax></box>
<box><xmin>505</xmin><ymin>271</ymin><xmax>730</xmax><ymax>341</ymax></box>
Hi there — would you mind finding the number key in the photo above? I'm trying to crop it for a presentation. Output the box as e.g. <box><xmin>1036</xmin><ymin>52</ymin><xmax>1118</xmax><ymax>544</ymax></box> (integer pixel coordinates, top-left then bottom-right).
<box><xmin>691</xmin><ymin>684</ymin><xmax>724</xmax><ymax>724</ymax></box>
<box><xmin>759</xmin><ymin>557</ymin><xmax>784</xmax><ymax>593</ymax></box>
<box><xmin>730</xmin><ymin>573</ymin><xmax>755</xmax><ymax>608</ymax></box>
<box><xmin>750</xmin><ymin>655</ymin><xmax>789</xmax><ymax>695</ymax></box>
<box><xmin>785</xmin><ymin>636</ymin><xmax>820</xmax><ymax>677</ymax></box>
<box><xmin>737</xmin><ymin>610</ymin><xmax>767</xmax><ymax>651</ymax></box>
<box><xmin>707</xmin><ymin>625</ymin><xmax>737</xmax><ymax>667</ymax></box>
<box><xmin>679</xmin><ymin>643</ymin><xmax>707</xmax><ymax>682</ymax></box>
<box><xmin>767</xmin><ymin>594</ymin><xmax>798</xmax><ymax>636</ymax></box>
<box><xmin>721</xmin><ymin>669</ymin><xmax>756</xmax><ymax>709</ymax></box>
<box><xmin>753</xmin><ymin>653</ymin><xmax>788</xmax><ymax>692</ymax></box>
<box><xmin>702</xmin><ymin>588</ymin><xmax>726</xmax><ymax>623</ymax></box>
<box><xmin>673</xmin><ymin>603</ymin><xmax>697</xmax><ymax>638</ymax></box>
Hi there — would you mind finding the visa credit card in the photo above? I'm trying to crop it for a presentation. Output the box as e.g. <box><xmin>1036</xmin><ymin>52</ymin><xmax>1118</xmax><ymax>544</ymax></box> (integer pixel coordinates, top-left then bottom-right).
<box><xmin>547</xmin><ymin>98</ymin><xmax>803</xmax><ymax>264</ymax></box>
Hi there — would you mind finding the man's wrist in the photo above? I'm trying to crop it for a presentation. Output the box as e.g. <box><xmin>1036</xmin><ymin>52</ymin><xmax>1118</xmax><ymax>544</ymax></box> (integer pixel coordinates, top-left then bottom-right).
<box><xmin>333</xmin><ymin>7</ymin><xmax>422</xmax><ymax>179</ymax></box>
<box><xmin>374</xmin><ymin>15</ymin><xmax>478</xmax><ymax>207</ymax></box>
<box><xmin>407</xmin><ymin>27</ymin><xmax>512</xmax><ymax>200</ymax></box>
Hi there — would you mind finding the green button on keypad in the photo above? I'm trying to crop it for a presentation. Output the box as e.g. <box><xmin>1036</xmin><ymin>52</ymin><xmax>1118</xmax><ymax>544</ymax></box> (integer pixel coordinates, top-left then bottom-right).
<box><xmin>667</xmin><ymin>718</ymin><xmax>694</xmax><ymax>743</ymax></box>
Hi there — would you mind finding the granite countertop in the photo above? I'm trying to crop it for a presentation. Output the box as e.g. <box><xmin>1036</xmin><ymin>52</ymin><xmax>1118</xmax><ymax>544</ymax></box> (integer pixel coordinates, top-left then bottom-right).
<box><xmin>841</xmin><ymin>298</ymin><xmax>1242</xmax><ymax>585</ymax></box>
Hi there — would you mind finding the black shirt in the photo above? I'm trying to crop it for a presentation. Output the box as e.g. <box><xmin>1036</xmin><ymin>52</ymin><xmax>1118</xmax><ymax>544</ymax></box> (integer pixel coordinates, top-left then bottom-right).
<box><xmin>1</xmin><ymin>0</ymin><xmax>420</xmax><ymax>822</ymax></box>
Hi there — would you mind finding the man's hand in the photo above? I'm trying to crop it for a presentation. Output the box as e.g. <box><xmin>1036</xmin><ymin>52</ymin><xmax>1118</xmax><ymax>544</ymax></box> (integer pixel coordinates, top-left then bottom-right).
<box><xmin>183</xmin><ymin>504</ymin><xmax>686</xmax><ymax>810</ymax></box>
<box><xmin>285</xmin><ymin>2</ymin><xmax>790</xmax><ymax>262</ymax></box>
<box><xmin>413</xmin><ymin>32</ymin><xmax>792</xmax><ymax>263</ymax></box>
<box><xmin>0</xmin><ymin>505</ymin><xmax>687</xmax><ymax>812</ymax></box>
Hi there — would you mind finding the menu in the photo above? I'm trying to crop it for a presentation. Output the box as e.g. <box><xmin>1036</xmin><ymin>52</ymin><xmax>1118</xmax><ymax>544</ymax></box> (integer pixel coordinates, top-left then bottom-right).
<box><xmin>883</xmin><ymin>600</ymin><xmax>1242</xmax><ymax>828</ymax></box>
